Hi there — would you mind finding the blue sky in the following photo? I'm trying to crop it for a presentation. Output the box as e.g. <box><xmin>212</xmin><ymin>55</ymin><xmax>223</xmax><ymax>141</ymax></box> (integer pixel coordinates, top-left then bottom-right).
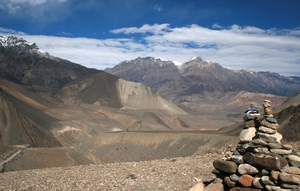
<box><xmin>0</xmin><ymin>0</ymin><xmax>300</xmax><ymax>76</ymax></box>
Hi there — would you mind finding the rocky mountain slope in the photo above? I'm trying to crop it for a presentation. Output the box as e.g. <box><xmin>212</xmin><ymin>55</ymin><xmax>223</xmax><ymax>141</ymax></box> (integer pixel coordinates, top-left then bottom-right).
<box><xmin>105</xmin><ymin>57</ymin><xmax>299</xmax><ymax>117</ymax></box>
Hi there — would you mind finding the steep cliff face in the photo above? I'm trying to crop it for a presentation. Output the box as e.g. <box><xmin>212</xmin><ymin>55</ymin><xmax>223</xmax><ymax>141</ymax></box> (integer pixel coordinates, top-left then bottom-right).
<box><xmin>0</xmin><ymin>35</ymin><xmax>98</xmax><ymax>95</ymax></box>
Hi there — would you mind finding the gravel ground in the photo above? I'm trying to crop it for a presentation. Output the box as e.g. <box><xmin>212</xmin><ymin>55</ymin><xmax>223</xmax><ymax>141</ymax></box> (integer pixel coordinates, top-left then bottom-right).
<box><xmin>0</xmin><ymin>153</ymin><xmax>222</xmax><ymax>191</ymax></box>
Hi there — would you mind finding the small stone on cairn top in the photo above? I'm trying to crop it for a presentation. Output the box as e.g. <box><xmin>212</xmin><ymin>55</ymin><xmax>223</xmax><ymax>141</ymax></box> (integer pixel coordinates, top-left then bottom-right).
<box><xmin>211</xmin><ymin>100</ymin><xmax>300</xmax><ymax>191</ymax></box>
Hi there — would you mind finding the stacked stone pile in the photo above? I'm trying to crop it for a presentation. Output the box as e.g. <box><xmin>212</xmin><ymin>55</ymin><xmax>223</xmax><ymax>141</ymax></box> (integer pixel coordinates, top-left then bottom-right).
<box><xmin>212</xmin><ymin>100</ymin><xmax>300</xmax><ymax>191</ymax></box>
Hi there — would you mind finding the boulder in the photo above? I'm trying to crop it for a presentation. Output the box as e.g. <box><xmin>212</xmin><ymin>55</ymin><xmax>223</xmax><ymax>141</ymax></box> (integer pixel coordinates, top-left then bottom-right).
<box><xmin>239</xmin><ymin>127</ymin><xmax>256</xmax><ymax>143</ymax></box>
<box><xmin>257</xmin><ymin>132</ymin><xmax>282</xmax><ymax>143</ymax></box>
<box><xmin>213</xmin><ymin>159</ymin><xmax>237</xmax><ymax>174</ymax></box>
<box><xmin>281</xmin><ymin>166</ymin><xmax>300</xmax><ymax>175</ymax></box>
<box><xmin>243</xmin><ymin>152</ymin><xmax>288</xmax><ymax>170</ymax></box>
<box><xmin>238</xmin><ymin>164</ymin><xmax>259</xmax><ymax>175</ymax></box>
<box><xmin>279</xmin><ymin>172</ymin><xmax>300</xmax><ymax>185</ymax></box>
<box><xmin>287</xmin><ymin>155</ymin><xmax>300</xmax><ymax>167</ymax></box>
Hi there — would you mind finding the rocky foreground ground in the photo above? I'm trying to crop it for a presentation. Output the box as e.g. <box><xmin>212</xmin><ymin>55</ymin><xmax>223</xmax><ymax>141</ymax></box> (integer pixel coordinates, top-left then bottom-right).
<box><xmin>0</xmin><ymin>153</ymin><xmax>222</xmax><ymax>191</ymax></box>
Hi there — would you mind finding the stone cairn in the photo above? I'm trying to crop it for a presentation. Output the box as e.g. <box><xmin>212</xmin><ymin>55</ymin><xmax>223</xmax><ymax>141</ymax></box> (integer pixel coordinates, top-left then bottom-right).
<box><xmin>212</xmin><ymin>100</ymin><xmax>300</xmax><ymax>191</ymax></box>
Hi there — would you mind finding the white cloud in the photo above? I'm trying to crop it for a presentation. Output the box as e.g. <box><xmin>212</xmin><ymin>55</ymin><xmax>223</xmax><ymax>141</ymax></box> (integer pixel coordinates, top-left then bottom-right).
<box><xmin>1</xmin><ymin>24</ymin><xmax>300</xmax><ymax>76</ymax></box>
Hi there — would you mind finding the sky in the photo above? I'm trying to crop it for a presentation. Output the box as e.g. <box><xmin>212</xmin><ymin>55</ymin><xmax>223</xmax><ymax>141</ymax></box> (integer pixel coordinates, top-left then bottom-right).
<box><xmin>0</xmin><ymin>0</ymin><xmax>300</xmax><ymax>76</ymax></box>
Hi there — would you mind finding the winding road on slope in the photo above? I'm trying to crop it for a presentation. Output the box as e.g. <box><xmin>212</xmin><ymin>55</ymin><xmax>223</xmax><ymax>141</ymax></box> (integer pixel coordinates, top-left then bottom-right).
<box><xmin>0</xmin><ymin>150</ymin><xmax>22</xmax><ymax>170</ymax></box>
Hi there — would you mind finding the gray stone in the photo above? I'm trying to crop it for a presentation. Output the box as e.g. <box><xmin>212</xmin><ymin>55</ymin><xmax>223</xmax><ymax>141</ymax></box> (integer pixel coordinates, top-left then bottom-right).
<box><xmin>281</xmin><ymin>166</ymin><xmax>300</xmax><ymax>175</ymax></box>
<box><xmin>261</xmin><ymin>175</ymin><xmax>275</xmax><ymax>186</ymax></box>
<box><xmin>239</xmin><ymin>127</ymin><xmax>256</xmax><ymax>142</ymax></box>
<box><xmin>257</xmin><ymin>132</ymin><xmax>283</xmax><ymax>143</ymax></box>
<box><xmin>270</xmin><ymin>149</ymin><xmax>292</xmax><ymax>155</ymax></box>
<box><xmin>253</xmin><ymin>177</ymin><xmax>264</xmax><ymax>189</ymax></box>
<box><xmin>279</xmin><ymin>172</ymin><xmax>300</xmax><ymax>185</ymax></box>
<box><xmin>252</xmin><ymin>138</ymin><xmax>268</xmax><ymax>146</ymax></box>
<box><xmin>253</xmin><ymin>147</ymin><xmax>269</xmax><ymax>153</ymax></box>
<box><xmin>287</xmin><ymin>155</ymin><xmax>300</xmax><ymax>167</ymax></box>
<box><xmin>238</xmin><ymin>163</ymin><xmax>259</xmax><ymax>175</ymax></box>
<box><xmin>268</xmin><ymin>143</ymin><xmax>282</xmax><ymax>149</ymax></box>
<box><xmin>260</xmin><ymin>169</ymin><xmax>270</xmax><ymax>176</ymax></box>
<box><xmin>265</xmin><ymin>185</ymin><xmax>289</xmax><ymax>191</ymax></box>
<box><xmin>224</xmin><ymin>176</ymin><xmax>236</xmax><ymax>188</ymax></box>
<box><xmin>231</xmin><ymin>155</ymin><xmax>244</xmax><ymax>164</ymax></box>
<box><xmin>258</xmin><ymin>126</ymin><xmax>276</xmax><ymax>134</ymax></box>
<box><xmin>261</xmin><ymin>119</ymin><xmax>279</xmax><ymax>129</ymax></box>
<box><xmin>230</xmin><ymin>174</ymin><xmax>239</xmax><ymax>182</ymax></box>
<box><xmin>213</xmin><ymin>159</ymin><xmax>237</xmax><ymax>174</ymax></box>
<box><xmin>281</xmin><ymin>183</ymin><xmax>299</xmax><ymax>189</ymax></box>
<box><xmin>243</xmin><ymin>152</ymin><xmax>288</xmax><ymax>170</ymax></box>
<box><xmin>265</xmin><ymin>117</ymin><xmax>277</xmax><ymax>124</ymax></box>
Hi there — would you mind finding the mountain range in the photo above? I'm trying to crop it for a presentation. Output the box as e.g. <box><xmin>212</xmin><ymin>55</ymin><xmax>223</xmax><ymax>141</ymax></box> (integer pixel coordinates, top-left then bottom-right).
<box><xmin>0</xmin><ymin>35</ymin><xmax>300</xmax><ymax>172</ymax></box>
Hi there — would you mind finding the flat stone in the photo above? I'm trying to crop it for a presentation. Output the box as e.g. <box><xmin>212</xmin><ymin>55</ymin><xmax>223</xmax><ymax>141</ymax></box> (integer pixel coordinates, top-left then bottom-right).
<box><xmin>244</xmin><ymin>120</ymin><xmax>255</xmax><ymax>128</ymax></box>
<box><xmin>213</xmin><ymin>159</ymin><xmax>237</xmax><ymax>174</ymax></box>
<box><xmin>243</xmin><ymin>152</ymin><xmax>288</xmax><ymax>170</ymax></box>
<box><xmin>270</xmin><ymin>170</ymin><xmax>280</xmax><ymax>181</ymax></box>
<box><xmin>261</xmin><ymin>175</ymin><xmax>275</xmax><ymax>186</ymax></box>
<box><xmin>287</xmin><ymin>155</ymin><xmax>300</xmax><ymax>167</ymax></box>
<box><xmin>239</xmin><ymin>127</ymin><xmax>256</xmax><ymax>143</ymax></box>
<box><xmin>230</xmin><ymin>174</ymin><xmax>239</xmax><ymax>182</ymax></box>
<box><xmin>258</xmin><ymin>126</ymin><xmax>276</xmax><ymax>134</ymax></box>
<box><xmin>279</xmin><ymin>172</ymin><xmax>300</xmax><ymax>184</ymax></box>
<box><xmin>281</xmin><ymin>183</ymin><xmax>299</xmax><ymax>189</ymax></box>
<box><xmin>224</xmin><ymin>176</ymin><xmax>236</xmax><ymax>188</ymax></box>
<box><xmin>282</xmin><ymin>143</ymin><xmax>293</xmax><ymax>150</ymax></box>
<box><xmin>205</xmin><ymin>182</ymin><xmax>224</xmax><ymax>191</ymax></box>
<box><xmin>261</xmin><ymin>119</ymin><xmax>279</xmax><ymax>129</ymax></box>
<box><xmin>265</xmin><ymin>117</ymin><xmax>277</xmax><ymax>124</ymax></box>
<box><xmin>189</xmin><ymin>182</ymin><xmax>204</xmax><ymax>191</ymax></box>
<box><xmin>238</xmin><ymin>174</ymin><xmax>254</xmax><ymax>187</ymax></box>
<box><xmin>257</xmin><ymin>132</ymin><xmax>283</xmax><ymax>143</ymax></box>
<box><xmin>231</xmin><ymin>155</ymin><xmax>244</xmax><ymax>164</ymax></box>
<box><xmin>268</xmin><ymin>143</ymin><xmax>282</xmax><ymax>149</ymax></box>
<box><xmin>281</xmin><ymin>166</ymin><xmax>300</xmax><ymax>175</ymax></box>
<box><xmin>252</xmin><ymin>177</ymin><xmax>264</xmax><ymax>189</ymax></box>
<box><xmin>252</xmin><ymin>138</ymin><xmax>268</xmax><ymax>146</ymax></box>
<box><xmin>253</xmin><ymin>147</ymin><xmax>269</xmax><ymax>153</ymax></box>
<box><xmin>238</xmin><ymin>163</ymin><xmax>259</xmax><ymax>175</ymax></box>
<box><xmin>270</xmin><ymin>148</ymin><xmax>292</xmax><ymax>155</ymax></box>
<box><xmin>265</xmin><ymin>185</ymin><xmax>289</xmax><ymax>191</ymax></box>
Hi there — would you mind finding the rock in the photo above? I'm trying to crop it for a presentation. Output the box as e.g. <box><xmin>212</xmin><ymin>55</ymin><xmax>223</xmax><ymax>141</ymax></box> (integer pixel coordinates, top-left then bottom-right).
<box><xmin>213</xmin><ymin>159</ymin><xmax>237</xmax><ymax>174</ymax></box>
<box><xmin>189</xmin><ymin>182</ymin><xmax>204</xmax><ymax>191</ymax></box>
<box><xmin>260</xmin><ymin>175</ymin><xmax>275</xmax><ymax>186</ymax></box>
<box><xmin>205</xmin><ymin>182</ymin><xmax>224</xmax><ymax>191</ymax></box>
<box><xmin>258</xmin><ymin>126</ymin><xmax>276</xmax><ymax>134</ymax></box>
<box><xmin>270</xmin><ymin>170</ymin><xmax>280</xmax><ymax>181</ymax></box>
<box><xmin>253</xmin><ymin>147</ymin><xmax>269</xmax><ymax>153</ymax></box>
<box><xmin>282</xmin><ymin>143</ymin><xmax>293</xmax><ymax>150</ymax></box>
<box><xmin>238</xmin><ymin>174</ymin><xmax>254</xmax><ymax>187</ymax></box>
<box><xmin>239</xmin><ymin>127</ymin><xmax>256</xmax><ymax>143</ymax></box>
<box><xmin>252</xmin><ymin>177</ymin><xmax>264</xmax><ymax>189</ymax></box>
<box><xmin>224</xmin><ymin>176</ymin><xmax>236</xmax><ymax>188</ymax></box>
<box><xmin>230</xmin><ymin>174</ymin><xmax>239</xmax><ymax>182</ymax></box>
<box><xmin>252</xmin><ymin>139</ymin><xmax>268</xmax><ymax>146</ymax></box>
<box><xmin>257</xmin><ymin>132</ymin><xmax>283</xmax><ymax>143</ymax></box>
<box><xmin>270</xmin><ymin>148</ymin><xmax>292</xmax><ymax>155</ymax></box>
<box><xmin>231</xmin><ymin>155</ymin><xmax>244</xmax><ymax>164</ymax></box>
<box><xmin>281</xmin><ymin>166</ymin><xmax>300</xmax><ymax>175</ymax></box>
<box><xmin>261</xmin><ymin>119</ymin><xmax>279</xmax><ymax>130</ymax></box>
<box><xmin>260</xmin><ymin>169</ymin><xmax>269</xmax><ymax>176</ymax></box>
<box><xmin>281</xmin><ymin>183</ymin><xmax>299</xmax><ymax>189</ymax></box>
<box><xmin>243</xmin><ymin>152</ymin><xmax>288</xmax><ymax>170</ymax></box>
<box><xmin>238</xmin><ymin>164</ymin><xmax>259</xmax><ymax>175</ymax></box>
<box><xmin>244</xmin><ymin>120</ymin><xmax>255</xmax><ymax>128</ymax></box>
<box><xmin>265</xmin><ymin>185</ymin><xmax>288</xmax><ymax>191</ymax></box>
<box><xmin>265</xmin><ymin>118</ymin><xmax>277</xmax><ymax>124</ymax></box>
<box><xmin>287</xmin><ymin>155</ymin><xmax>300</xmax><ymax>167</ymax></box>
<box><xmin>268</xmin><ymin>143</ymin><xmax>282</xmax><ymax>149</ymax></box>
<box><xmin>279</xmin><ymin>172</ymin><xmax>300</xmax><ymax>185</ymax></box>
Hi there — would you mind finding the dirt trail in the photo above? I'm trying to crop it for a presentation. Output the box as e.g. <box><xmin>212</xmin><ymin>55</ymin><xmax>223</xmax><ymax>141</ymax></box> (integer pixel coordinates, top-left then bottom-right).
<box><xmin>0</xmin><ymin>150</ymin><xmax>22</xmax><ymax>170</ymax></box>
